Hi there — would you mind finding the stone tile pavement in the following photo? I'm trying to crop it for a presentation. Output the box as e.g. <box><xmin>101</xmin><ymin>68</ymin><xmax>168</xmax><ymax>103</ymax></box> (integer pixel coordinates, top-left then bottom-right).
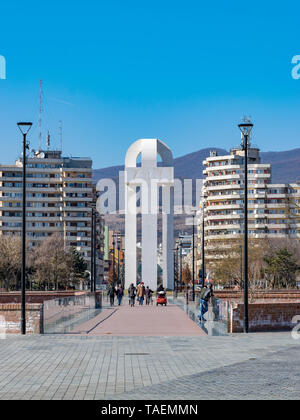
<box><xmin>106</xmin><ymin>343</ymin><xmax>300</xmax><ymax>400</ymax></box>
<box><xmin>0</xmin><ymin>332</ymin><xmax>299</xmax><ymax>400</ymax></box>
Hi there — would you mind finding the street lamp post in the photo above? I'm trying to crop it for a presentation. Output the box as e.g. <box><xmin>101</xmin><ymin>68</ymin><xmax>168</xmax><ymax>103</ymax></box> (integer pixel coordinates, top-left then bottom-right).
<box><xmin>112</xmin><ymin>233</ymin><xmax>123</xmax><ymax>286</ymax></box>
<box><xmin>201</xmin><ymin>197</ymin><xmax>206</xmax><ymax>288</ymax></box>
<box><xmin>173</xmin><ymin>246</ymin><xmax>179</xmax><ymax>298</ymax></box>
<box><xmin>238</xmin><ymin>117</ymin><xmax>254</xmax><ymax>334</ymax></box>
<box><xmin>17</xmin><ymin>122</ymin><xmax>32</xmax><ymax>335</ymax></box>
<box><xmin>120</xmin><ymin>247</ymin><xmax>125</xmax><ymax>288</ymax></box>
<box><xmin>88</xmin><ymin>203</ymin><xmax>97</xmax><ymax>293</ymax></box>
<box><xmin>112</xmin><ymin>234</ymin><xmax>116</xmax><ymax>286</ymax></box>
<box><xmin>192</xmin><ymin>213</ymin><xmax>195</xmax><ymax>301</ymax></box>
<box><xmin>117</xmin><ymin>239</ymin><xmax>120</xmax><ymax>286</ymax></box>
<box><xmin>90</xmin><ymin>207</ymin><xmax>94</xmax><ymax>292</ymax></box>
<box><xmin>179</xmin><ymin>242</ymin><xmax>183</xmax><ymax>293</ymax></box>
<box><xmin>176</xmin><ymin>247</ymin><xmax>178</xmax><ymax>297</ymax></box>
<box><xmin>173</xmin><ymin>249</ymin><xmax>176</xmax><ymax>296</ymax></box>
<box><xmin>240</xmin><ymin>244</ymin><xmax>243</xmax><ymax>289</ymax></box>
<box><xmin>93</xmin><ymin>209</ymin><xmax>96</xmax><ymax>292</ymax></box>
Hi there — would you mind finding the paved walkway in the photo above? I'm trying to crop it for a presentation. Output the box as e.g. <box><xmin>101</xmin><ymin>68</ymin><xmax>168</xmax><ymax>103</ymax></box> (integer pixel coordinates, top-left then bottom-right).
<box><xmin>107</xmin><ymin>343</ymin><xmax>300</xmax><ymax>400</ymax></box>
<box><xmin>0</xmin><ymin>332</ymin><xmax>298</xmax><ymax>399</ymax></box>
<box><xmin>70</xmin><ymin>304</ymin><xmax>206</xmax><ymax>336</ymax></box>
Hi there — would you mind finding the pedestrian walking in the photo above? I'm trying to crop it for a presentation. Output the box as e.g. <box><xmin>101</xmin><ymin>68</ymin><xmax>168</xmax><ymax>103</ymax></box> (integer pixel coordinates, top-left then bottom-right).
<box><xmin>137</xmin><ymin>282</ymin><xmax>146</xmax><ymax>305</ymax></box>
<box><xmin>108</xmin><ymin>284</ymin><xmax>116</xmax><ymax>307</ymax></box>
<box><xmin>136</xmin><ymin>282</ymin><xmax>141</xmax><ymax>303</ymax></box>
<box><xmin>116</xmin><ymin>284</ymin><xmax>124</xmax><ymax>306</ymax></box>
<box><xmin>198</xmin><ymin>283</ymin><xmax>213</xmax><ymax>322</ymax></box>
<box><xmin>145</xmin><ymin>286</ymin><xmax>153</xmax><ymax>305</ymax></box>
<box><xmin>128</xmin><ymin>283</ymin><xmax>136</xmax><ymax>307</ymax></box>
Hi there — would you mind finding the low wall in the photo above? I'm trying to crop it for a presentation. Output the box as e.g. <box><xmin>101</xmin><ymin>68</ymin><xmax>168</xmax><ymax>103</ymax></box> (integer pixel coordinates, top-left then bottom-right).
<box><xmin>228</xmin><ymin>302</ymin><xmax>300</xmax><ymax>333</ymax></box>
<box><xmin>0</xmin><ymin>304</ymin><xmax>43</xmax><ymax>334</ymax></box>
<box><xmin>214</xmin><ymin>290</ymin><xmax>300</xmax><ymax>302</ymax></box>
<box><xmin>0</xmin><ymin>291</ymin><xmax>96</xmax><ymax>304</ymax></box>
<box><xmin>0</xmin><ymin>292</ymin><xmax>102</xmax><ymax>334</ymax></box>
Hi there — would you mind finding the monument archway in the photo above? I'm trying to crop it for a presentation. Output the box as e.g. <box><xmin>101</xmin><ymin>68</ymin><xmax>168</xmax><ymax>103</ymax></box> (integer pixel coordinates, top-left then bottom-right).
<box><xmin>124</xmin><ymin>139</ymin><xmax>174</xmax><ymax>291</ymax></box>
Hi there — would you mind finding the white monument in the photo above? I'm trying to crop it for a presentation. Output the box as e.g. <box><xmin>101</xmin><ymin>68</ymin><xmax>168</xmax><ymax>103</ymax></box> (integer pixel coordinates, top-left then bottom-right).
<box><xmin>125</xmin><ymin>139</ymin><xmax>174</xmax><ymax>291</ymax></box>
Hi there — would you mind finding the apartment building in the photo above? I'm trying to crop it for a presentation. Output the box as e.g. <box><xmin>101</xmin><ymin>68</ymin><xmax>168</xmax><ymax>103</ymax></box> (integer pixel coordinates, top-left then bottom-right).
<box><xmin>200</xmin><ymin>147</ymin><xmax>300</xmax><ymax>265</ymax></box>
<box><xmin>0</xmin><ymin>149</ymin><xmax>94</xmax><ymax>262</ymax></box>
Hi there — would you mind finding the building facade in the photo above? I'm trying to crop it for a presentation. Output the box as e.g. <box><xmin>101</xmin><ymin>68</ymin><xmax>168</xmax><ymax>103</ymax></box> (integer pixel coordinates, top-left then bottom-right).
<box><xmin>200</xmin><ymin>147</ymin><xmax>300</xmax><ymax>266</ymax></box>
<box><xmin>105</xmin><ymin>230</ymin><xmax>125</xmax><ymax>286</ymax></box>
<box><xmin>0</xmin><ymin>149</ymin><xmax>97</xmax><ymax>266</ymax></box>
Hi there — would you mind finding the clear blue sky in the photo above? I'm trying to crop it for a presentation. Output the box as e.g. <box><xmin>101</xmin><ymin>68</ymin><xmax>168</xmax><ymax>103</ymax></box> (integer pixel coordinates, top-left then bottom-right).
<box><xmin>1</xmin><ymin>0</ymin><xmax>300</xmax><ymax>168</ymax></box>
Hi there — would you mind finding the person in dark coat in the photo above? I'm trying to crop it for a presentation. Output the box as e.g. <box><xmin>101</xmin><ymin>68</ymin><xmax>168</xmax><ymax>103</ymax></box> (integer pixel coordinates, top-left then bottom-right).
<box><xmin>145</xmin><ymin>286</ymin><xmax>154</xmax><ymax>305</ymax></box>
<box><xmin>116</xmin><ymin>284</ymin><xmax>124</xmax><ymax>306</ymax></box>
<box><xmin>108</xmin><ymin>284</ymin><xmax>116</xmax><ymax>306</ymax></box>
<box><xmin>157</xmin><ymin>284</ymin><xmax>164</xmax><ymax>293</ymax></box>
<box><xmin>128</xmin><ymin>283</ymin><xmax>136</xmax><ymax>307</ymax></box>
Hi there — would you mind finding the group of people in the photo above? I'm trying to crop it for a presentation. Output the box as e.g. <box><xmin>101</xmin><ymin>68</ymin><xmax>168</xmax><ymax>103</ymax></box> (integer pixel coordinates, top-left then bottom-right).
<box><xmin>128</xmin><ymin>282</ymin><xmax>154</xmax><ymax>307</ymax></box>
<box><xmin>107</xmin><ymin>284</ymin><xmax>124</xmax><ymax>307</ymax></box>
<box><xmin>107</xmin><ymin>280</ymin><xmax>213</xmax><ymax>322</ymax></box>
<box><xmin>107</xmin><ymin>282</ymin><xmax>155</xmax><ymax>307</ymax></box>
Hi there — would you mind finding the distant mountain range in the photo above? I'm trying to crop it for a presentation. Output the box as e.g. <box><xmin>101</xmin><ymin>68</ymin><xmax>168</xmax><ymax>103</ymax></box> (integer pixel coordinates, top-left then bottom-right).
<box><xmin>93</xmin><ymin>147</ymin><xmax>300</xmax><ymax>184</ymax></box>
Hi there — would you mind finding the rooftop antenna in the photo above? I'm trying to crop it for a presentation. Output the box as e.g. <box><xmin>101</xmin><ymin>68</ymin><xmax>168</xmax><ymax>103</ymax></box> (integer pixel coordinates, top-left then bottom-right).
<box><xmin>46</xmin><ymin>130</ymin><xmax>50</xmax><ymax>149</ymax></box>
<box><xmin>39</xmin><ymin>79</ymin><xmax>43</xmax><ymax>150</ymax></box>
<box><xmin>59</xmin><ymin>120</ymin><xmax>63</xmax><ymax>152</ymax></box>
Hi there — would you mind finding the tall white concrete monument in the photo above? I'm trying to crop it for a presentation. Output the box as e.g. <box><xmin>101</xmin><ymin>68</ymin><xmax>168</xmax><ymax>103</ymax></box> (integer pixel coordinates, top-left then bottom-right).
<box><xmin>125</xmin><ymin>139</ymin><xmax>174</xmax><ymax>291</ymax></box>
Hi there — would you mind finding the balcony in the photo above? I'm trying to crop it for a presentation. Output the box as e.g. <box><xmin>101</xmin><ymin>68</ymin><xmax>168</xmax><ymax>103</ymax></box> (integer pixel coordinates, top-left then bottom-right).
<box><xmin>0</xmin><ymin>226</ymin><xmax>22</xmax><ymax>231</ymax></box>
<box><xmin>63</xmin><ymin>178</ymin><xmax>92</xmax><ymax>183</ymax></box>
<box><xmin>65</xmin><ymin>226</ymin><xmax>91</xmax><ymax>232</ymax></box>
<box><xmin>63</xmin><ymin>216</ymin><xmax>90</xmax><ymax>221</ymax></box>
<box><xmin>205</xmin><ymin>214</ymin><xmax>243</xmax><ymax>220</ymax></box>
<box><xmin>267</xmin><ymin>194</ymin><xmax>287</xmax><ymax>199</ymax></box>
<box><xmin>205</xmin><ymin>174</ymin><xmax>242</xmax><ymax>181</ymax></box>
<box><xmin>25</xmin><ymin>226</ymin><xmax>64</xmax><ymax>232</ymax></box>
<box><xmin>204</xmin><ymin>184</ymin><xmax>242</xmax><ymax>191</ymax></box>
<box><xmin>62</xmin><ymin>187</ymin><xmax>93</xmax><ymax>193</ymax></box>
<box><xmin>206</xmin><ymin>203</ymin><xmax>244</xmax><ymax>210</ymax></box>
<box><xmin>62</xmin><ymin>197</ymin><xmax>92</xmax><ymax>202</ymax></box>
<box><xmin>248</xmin><ymin>203</ymin><xmax>267</xmax><ymax>209</ymax></box>
<box><xmin>0</xmin><ymin>177</ymin><xmax>23</xmax><ymax>182</ymax></box>
<box><xmin>205</xmin><ymin>233</ymin><xmax>242</xmax><ymax>240</ymax></box>
<box><xmin>266</xmin><ymin>203</ymin><xmax>286</xmax><ymax>209</ymax></box>
<box><xmin>205</xmin><ymin>224</ymin><xmax>241</xmax><ymax>231</ymax></box>
<box><xmin>63</xmin><ymin>206</ymin><xmax>91</xmax><ymax>212</ymax></box>
<box><xmin>207</xmin><ymin>194</ymin><xmax>243</xmax><ymax>201</ymax></box>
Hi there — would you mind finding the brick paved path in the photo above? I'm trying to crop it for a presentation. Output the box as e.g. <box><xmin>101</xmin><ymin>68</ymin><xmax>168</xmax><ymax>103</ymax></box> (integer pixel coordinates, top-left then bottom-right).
<box><xmin>0</xmin><ymin>332</ymin><xmax>298</xmax><ymax>399</ymax></box>
<box><xmin>70</xmin><ymin>304</ymin><xmax>206</xmax><ymax>336</ymax></box>
<box><xmin>105</xmin><ymin>344</ymin><xmax>300</xmax><ymax>400</ymax></box>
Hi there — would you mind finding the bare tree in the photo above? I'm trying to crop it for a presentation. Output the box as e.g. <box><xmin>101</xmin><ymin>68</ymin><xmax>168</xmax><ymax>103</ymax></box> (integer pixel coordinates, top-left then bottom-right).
<box><xmin>0</xmin><ymin>236</ymin><xmax>22</xmax><ymax>291</ymax></box>
<box><xmin>212</xmin><ymin>238</ymin><xmax>267</xmax><ymax>292</ymax></box>
<box><xmin>107</xmin><ymin>264</ymin><xmax>117</xmax><ymax>286</ymax></box>
<box><xmin>182</xmin><ymin>264</ymin><xmax>192</xmax><ymax>285</ymax></box>
<box><xmin>33</xmin><ymin>233</ymin><xmax>72</xmax><ymax>290</ymax></box>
